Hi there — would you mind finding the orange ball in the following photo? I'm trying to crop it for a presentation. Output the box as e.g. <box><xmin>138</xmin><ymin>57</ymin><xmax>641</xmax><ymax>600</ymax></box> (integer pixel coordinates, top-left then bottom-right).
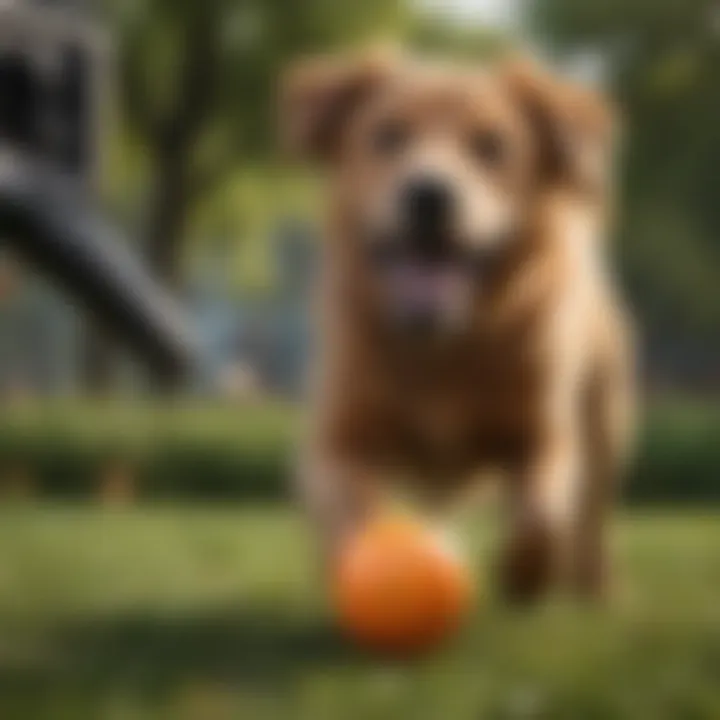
<box><xmin>333</xmin><ymin>515</ymin><xmax>473</xmax><ymax>654</ymax></box>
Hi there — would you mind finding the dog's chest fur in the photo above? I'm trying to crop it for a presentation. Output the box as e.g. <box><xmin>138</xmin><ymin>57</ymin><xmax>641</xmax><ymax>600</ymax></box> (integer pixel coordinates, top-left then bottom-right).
<box><xmin>324</xmin><ymin>316</ymin><xmax>553</xmax><ymax>481</ymax></box>
<box><xmin>405</xmin><ymin>333</ymin><xmax>549</xmax><ymax>472</ymax></box>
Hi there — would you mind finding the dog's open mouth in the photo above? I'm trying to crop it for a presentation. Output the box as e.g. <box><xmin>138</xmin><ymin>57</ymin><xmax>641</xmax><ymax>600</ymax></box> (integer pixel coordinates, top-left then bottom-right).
<box><xmin>367</xmin><ymin>226</ymin><xmax>506</xmax><ymax>333</ymax></box>
<box><xmin>380</xmin><ymin>256</ymin><xmax>474</xmax><ymax>333</ymax></box>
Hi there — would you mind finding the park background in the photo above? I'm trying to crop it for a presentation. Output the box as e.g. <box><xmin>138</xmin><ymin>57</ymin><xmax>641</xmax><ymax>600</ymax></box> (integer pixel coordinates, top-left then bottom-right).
<box><xmin>0</xmin><ymin>0</ymin><xmax>718</xmax><ymax>718</ymax></box>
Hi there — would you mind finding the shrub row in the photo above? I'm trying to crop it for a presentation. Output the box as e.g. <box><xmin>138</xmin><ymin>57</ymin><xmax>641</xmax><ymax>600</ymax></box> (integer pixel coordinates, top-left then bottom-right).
<box><xmin>0</xmin><ymin>399</ymin><xmax>717</xmax><ymax>503</ymax></box>
<box><xmin>0</xmin><ymin>402</ymin><xmax>295</xmax><ymax>500</ymax></box>
<box><xmin>628</xmin><ymin>399</ymin><xmax>720</xmax><ymax>504</ymax></box>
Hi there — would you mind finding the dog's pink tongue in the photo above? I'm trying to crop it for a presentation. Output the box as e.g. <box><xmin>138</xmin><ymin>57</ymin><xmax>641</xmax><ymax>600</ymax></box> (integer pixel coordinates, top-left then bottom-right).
<box><xmin>392</xmin><ymin>264</ymin><xmax>465</xmax><ymax>310</ymax></box>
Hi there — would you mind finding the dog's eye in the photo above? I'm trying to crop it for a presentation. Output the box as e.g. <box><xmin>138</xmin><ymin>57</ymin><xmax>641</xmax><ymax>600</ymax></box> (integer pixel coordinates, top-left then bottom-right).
<box><xmin>371</xmin><ymin>121</ymin><xmax>409</xmax><ymax>157</ymax></box>
<box><xmin>471</xmin><ymin>129</ymin><xmax>506</xmax><ymax>167</ymax></box>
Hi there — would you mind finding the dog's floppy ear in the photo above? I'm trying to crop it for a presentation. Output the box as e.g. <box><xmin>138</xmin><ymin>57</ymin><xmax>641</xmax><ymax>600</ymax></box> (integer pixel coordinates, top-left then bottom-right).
<box><xmin>503</xmin><ymin>57</ymin><xmax>616</xmax><ymax>193</ymax></box>
<box><xmin>280</xmin><ymin>51</ymin><xmax>396</xmax><ymax>163</ymax></box>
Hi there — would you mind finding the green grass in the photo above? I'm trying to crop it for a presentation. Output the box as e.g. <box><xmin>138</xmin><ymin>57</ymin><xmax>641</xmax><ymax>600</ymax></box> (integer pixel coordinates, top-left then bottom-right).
<box><xmin>0</xmin><ymin>507</ymin><xmax>718</xmax><ymax>719</ymax></box>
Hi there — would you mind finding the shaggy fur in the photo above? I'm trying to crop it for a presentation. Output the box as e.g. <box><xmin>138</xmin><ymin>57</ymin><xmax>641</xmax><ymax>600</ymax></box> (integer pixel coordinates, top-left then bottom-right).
<box><xmin>282</xmin><ymin>51</ymin><xmax>634</xmax><ymax>603</ymax></box>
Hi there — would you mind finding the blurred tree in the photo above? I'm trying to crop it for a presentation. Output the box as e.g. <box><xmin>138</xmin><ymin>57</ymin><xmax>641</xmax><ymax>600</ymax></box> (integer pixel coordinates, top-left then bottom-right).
<box><xmin>108</xmin><ymin>0</ymin><xmax>408</xmax><ymax>290</ymax></box>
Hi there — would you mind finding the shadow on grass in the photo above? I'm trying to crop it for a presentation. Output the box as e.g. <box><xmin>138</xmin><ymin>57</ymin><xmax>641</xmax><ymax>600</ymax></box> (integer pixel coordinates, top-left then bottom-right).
<box><xmin>0</xmin><ymin>606</ymin><xmax>361</xmax><ymax>707</ymax></box>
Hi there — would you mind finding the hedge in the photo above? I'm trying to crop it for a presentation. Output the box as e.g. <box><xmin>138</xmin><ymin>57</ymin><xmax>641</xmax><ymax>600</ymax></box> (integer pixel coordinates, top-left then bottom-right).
<box><xmin>0</xmin><ymin>399</ymin><xmax>717</xmax><ymax>503</ymax></box>
<box><xmin>0</xmin><ymin>402</ymin><xmax>295</xmax><ymax>500</ymax></box>
<box><xmin>628</xmin><ymin>399</ymin><xmax>720</xmax><ymax>504</ymax></box>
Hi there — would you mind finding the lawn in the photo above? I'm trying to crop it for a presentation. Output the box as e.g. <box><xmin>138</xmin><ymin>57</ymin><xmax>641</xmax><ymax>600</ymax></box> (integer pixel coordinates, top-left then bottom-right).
<box><xmin>0</xmin><ymin>506</ymin><xmax>718</xmax><ymax>719</ymax></box>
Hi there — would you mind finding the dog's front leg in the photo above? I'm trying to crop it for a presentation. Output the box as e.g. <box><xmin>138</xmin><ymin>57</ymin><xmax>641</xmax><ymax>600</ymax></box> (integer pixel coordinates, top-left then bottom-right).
<box><xmin>498</xmin><ymin>431</ymin><xmax>580</xmax><ymax>605</ymax></box>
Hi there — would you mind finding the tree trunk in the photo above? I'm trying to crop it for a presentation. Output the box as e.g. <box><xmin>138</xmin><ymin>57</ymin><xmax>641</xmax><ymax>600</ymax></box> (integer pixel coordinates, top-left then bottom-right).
<box><xmin>139</xmin><ymin>9</ymin><xmax>219</xmax><ymax>391</ymax></box>
<box><xmin>142</xmin><ymin>146</ymin><xmax>192</xmax><ymax>392</ymax></box>
<box><xmin>145</xmin><ymin>152</ymin><xmax>190</xmax><ymax>288</ymax></box>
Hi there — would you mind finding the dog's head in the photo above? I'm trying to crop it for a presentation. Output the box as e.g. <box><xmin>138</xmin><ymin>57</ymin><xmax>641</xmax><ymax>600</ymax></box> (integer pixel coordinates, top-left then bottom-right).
<box><xmin>282</xmin><ymin>51</ymin><xmax>614</xmax><ymax>335</ymax></box>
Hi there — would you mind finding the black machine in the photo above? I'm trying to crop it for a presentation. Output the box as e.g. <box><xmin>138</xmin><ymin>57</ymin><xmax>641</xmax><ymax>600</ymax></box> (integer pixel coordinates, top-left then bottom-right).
<box><xmin>0</xmin><ymin>0</ymin><xmax>194</xmax><ymax>382</ymax></box>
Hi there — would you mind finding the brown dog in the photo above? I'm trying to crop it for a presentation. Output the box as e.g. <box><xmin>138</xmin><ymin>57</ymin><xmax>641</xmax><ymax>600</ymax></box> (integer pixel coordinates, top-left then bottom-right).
<box><xmin>282</xmin><ymin>51</ymin><xmax>634</xmax><ymax>603</ymax></box>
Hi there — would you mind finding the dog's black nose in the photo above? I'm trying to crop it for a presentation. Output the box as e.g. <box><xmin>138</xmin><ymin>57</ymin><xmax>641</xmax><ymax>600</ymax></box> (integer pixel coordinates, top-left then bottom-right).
<box><xmin>402</xmin><ymin>176</ymin><xmax>454</xmax><ymax>235</ymax></box>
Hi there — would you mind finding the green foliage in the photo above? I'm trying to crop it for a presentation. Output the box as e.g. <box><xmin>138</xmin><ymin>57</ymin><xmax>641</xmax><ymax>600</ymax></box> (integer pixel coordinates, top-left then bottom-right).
<box><xmin>0</xmin><ymin>401</ymin><xmax>717</xmax><ymax>503</ymax></box>
<box><xmin>105</xmin><ymin>0</ymin><xmax>410</xmax><ymax>210</ymax></box>
<box><xmin>407</xmin><ymin>13</ymin><xmax>512</xmax><ymax>59</ymax></box>
<box><xmin>185</xmin><ymin>168</ymin><xmax>321</xmax><ymax>291</ymax></box>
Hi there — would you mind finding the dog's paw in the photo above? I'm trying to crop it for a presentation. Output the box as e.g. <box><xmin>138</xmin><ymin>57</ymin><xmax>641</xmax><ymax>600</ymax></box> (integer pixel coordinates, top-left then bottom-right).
<box><xmin>497</xmin><ymin>514</ymin><xmax>557</xmax><ymax>606</ymax></box>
